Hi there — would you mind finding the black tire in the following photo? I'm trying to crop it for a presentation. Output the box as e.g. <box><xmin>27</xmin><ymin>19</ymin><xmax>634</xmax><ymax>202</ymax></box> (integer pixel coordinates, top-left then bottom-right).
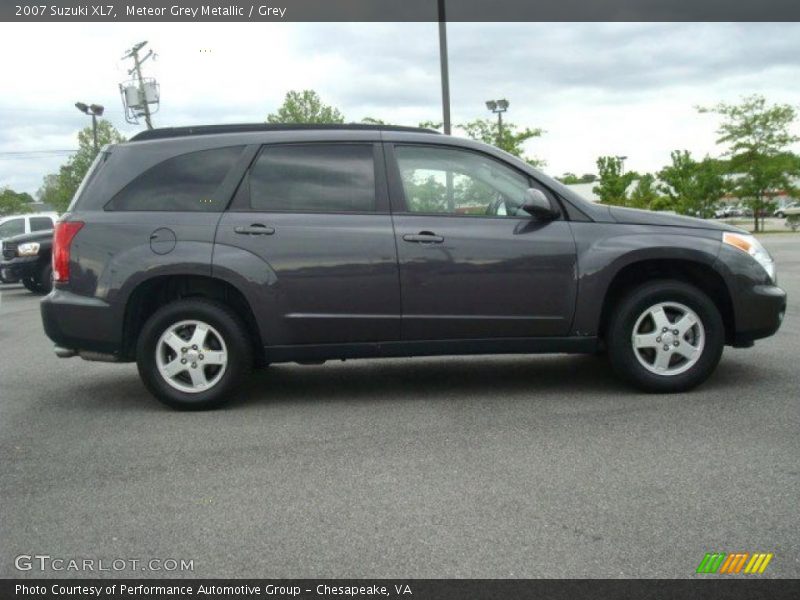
<box><xmin>21</xmin><ymin>277</ymin><xmax>40</xmax><ymax>293</ymax></box>
<box><xmin>136</xmin><ymin>298</ymin><xmax>253</xmax><ymax>410</ymax></box>
<box><xmin>607</xmin><ymin>280</ymin><xmax>725</xmax><ymax>393</ymax></box>
<box><xmin>37</xmin><ymin>262</ymin><xmax>53</xmax><ymax>295</ymax></box>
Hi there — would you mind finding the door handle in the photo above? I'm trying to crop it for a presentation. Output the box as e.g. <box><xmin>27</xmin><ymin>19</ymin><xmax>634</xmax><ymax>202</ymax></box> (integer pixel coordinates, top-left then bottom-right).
<box><xmin>403</xmin><ymin>232</ymin><xmax>444</xmax><ymax>244</ymax></box>
<box><xmin>234</xmin><ymin>224</ymin><xmax>275</xmax><ymax>235</ymax></box>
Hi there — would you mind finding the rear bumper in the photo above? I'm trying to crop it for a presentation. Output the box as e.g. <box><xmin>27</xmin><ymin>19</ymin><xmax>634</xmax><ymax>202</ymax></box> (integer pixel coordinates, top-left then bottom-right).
<box><xmin>40</xmin><ymin>289</ymin><xmax>122</xmax><ymax>355</ymax></box>
<box><xmin>732</xmin><ymin>284</ymin><xmax>787</xmax><ymax>345</ymax></box>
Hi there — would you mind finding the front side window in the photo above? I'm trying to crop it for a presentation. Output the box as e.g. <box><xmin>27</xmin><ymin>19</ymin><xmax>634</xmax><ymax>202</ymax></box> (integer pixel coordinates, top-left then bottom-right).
<box><xmin>30</xmin><ymin>217</ymin><xmax>54</xmax><ymax>231</ymax></box>
<box><xmin>106</xmin><ymin>146</ymin><xmax>244</xmax><ymax>211</ymax></box>
<box><xmin>248</xmin><ymin>144</ymin><xmax>376</xmax><ymax>213</ymax></box>
<box><xmin>395</xmin><ymin>145</ymin><xmax>532</xmax><ymax>217</ymax></box>
<box><xmin>0</xmin><ymin>218</ymin><xmax>24</xmax><ymax>238</ymax></box>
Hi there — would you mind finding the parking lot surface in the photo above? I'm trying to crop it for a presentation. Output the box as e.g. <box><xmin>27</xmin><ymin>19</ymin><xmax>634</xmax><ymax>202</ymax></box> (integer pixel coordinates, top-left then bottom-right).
<box><xmin>1</xmin><ymin>236</ymin><xmax>798</xmax><ymax>578</ymax></box>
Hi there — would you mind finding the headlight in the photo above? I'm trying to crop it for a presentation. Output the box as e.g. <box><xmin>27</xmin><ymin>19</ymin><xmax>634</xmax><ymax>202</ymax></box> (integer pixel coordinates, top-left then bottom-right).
<box><xmin>16</xmin><ymin>242</ymin><xmax>40</xmax><ymax>257</ymax></box>
<box><xmin>723</xmin><ymin>232</ymin><xmax>776</xmax><ymax>282</ymax></box>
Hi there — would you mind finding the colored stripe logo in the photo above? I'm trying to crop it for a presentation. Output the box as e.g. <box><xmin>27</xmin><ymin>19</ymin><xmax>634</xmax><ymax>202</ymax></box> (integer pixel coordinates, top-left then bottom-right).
<box><xmin>696</xmin><ymin>552</ymin><xmax>773</xmax><ymax>574</ymax></box>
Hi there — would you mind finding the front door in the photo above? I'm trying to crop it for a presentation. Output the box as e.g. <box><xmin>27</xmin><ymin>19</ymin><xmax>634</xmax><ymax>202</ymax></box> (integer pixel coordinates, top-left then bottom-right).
<box><xmin>386</xmin><ymin>143</ymin><xmax>577</xmax><ymax>340</ymax></box>
<box><xmin>215</xmin><ymin>142</ymin><xmax>400</xmax><ymax>346</ymax></box>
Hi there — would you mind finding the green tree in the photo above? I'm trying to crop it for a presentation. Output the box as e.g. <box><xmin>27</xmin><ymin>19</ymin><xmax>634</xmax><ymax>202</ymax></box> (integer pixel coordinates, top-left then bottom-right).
<box><xmin>698</xmin><ymin>95</ymin><xmax>800</xmax><ymax>231</ymax></box>
<box><xmin>361</xmin><ymin>117</ymin><xmax>386</xmax><ymax>125</ymax></box>
<box><xmin>593</xmin><ymin>156</ymin><xmax>638</xmax><ymax>205</ymax></box>
<box><xmin>658</xmin><ymin>150</ymin><xmax>728</xmax><ymax>218</ymax></box>
<box><xmin>629</xmin><ymin>173</ymin><xmax>659</xmax><ymax>209</ymax></box>
<box><xmin>0</xmin><ymin>188</ymin><xmax>34</xmax><ymax>216</ymax></box>
<box><xmin>459</xmin><ymin>118</ymin><xmax>544</xmax><ymax>166</ymax></box>
<box><xmin>38</xmin><ymin>120</ymin><xmax>125</xmax><ymax>213</ymax></box>
<box><xmin>267</xmin><ymin>90</ymin><xmax>345</xmax><ymax>124</ymax></box>
<box><xmin>557</xmin><ymin>172</ymin><xmax>580</xmax><ymax>184</ymax></box>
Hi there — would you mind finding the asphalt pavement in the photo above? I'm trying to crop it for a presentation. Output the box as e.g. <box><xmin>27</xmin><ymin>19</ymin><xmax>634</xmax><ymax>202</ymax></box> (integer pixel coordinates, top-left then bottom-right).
<box><xmin>1</xmin><ymin>236</ymin><xmax>798</xmax><ymax>578</ymax></box>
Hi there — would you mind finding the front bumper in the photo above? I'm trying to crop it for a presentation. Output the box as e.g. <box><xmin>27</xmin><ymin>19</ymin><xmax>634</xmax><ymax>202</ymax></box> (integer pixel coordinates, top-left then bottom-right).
<box><xmin>40</xmin><ymin>288</ymin><xmax>122</xmax><ymax>356</ymax></box>
<box><xmin>1</xmin><ymin>256</ymin><xmax>39</xmax><ymax>282</ymax></box>
<box><xmin>731</xmin><ymin>283</ymin><xmax>787</xmax><ymax>345</ymax></box>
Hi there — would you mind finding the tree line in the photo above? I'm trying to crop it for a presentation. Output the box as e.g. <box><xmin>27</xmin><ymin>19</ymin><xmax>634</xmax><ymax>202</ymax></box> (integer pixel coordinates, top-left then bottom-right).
<box><xmin>2</xmin><ymin>91</ymin><xmax>797</xmax><ymax>233</ymax></box>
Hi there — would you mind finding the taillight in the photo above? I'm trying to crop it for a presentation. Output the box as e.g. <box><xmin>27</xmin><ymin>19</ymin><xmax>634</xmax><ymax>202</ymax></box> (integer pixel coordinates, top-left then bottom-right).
<box><xmin>52</xmin><ymin>221</ymin><xmax>84</xmax><ymax>283</ymax></box>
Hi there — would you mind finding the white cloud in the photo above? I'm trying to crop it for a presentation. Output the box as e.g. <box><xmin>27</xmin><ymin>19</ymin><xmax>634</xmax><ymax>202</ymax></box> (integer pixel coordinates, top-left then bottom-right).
<box><xmin>1</xmin><ymin>22</ymin><xmax>799</xmax><ymax>194</ymax></box>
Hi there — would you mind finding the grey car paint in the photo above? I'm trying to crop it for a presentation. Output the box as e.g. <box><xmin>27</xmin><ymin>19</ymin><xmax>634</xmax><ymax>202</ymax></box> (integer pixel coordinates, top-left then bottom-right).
<box><xmin>41</xmin><ymin>128</ymin><xmax>786</xmax><ymax>363</ymax></box>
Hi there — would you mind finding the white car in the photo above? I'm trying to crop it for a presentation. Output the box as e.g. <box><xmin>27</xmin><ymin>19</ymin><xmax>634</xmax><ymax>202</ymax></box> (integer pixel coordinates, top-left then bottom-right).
<box><xmin>0</xmin><ymin>213</ymin><xmax>59</xmax><ymax>280</ymax></box>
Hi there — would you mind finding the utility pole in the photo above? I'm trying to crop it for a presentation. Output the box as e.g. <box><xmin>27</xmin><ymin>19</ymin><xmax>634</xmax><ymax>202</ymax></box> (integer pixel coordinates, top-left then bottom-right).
<box><xmin>122</xmin><ymin>41</ymin><xmax>155</xmax><ymax>129</ymax></box>
<box><xmin>438</xmin><ymin>0</ymin><xmax>451</xmax><ymax>135</ymax></box>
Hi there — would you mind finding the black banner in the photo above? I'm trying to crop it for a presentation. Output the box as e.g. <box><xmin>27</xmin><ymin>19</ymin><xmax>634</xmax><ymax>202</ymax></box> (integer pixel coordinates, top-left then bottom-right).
<box><xmin>3</xmin><ymin>579</ymin><xmax>800</xmax><ymax>600</ymax></box>
<box><xmin>3</xmin><ymin>0</ymin><xmax>800</xmax><ymax>22</ymax></box>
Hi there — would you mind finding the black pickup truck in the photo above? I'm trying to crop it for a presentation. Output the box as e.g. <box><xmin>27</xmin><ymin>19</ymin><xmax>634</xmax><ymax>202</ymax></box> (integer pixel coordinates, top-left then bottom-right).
<box><xmin>1</xmin><ymin>229</ymin><xmax>54</xmax><ymax>294</ymax></box>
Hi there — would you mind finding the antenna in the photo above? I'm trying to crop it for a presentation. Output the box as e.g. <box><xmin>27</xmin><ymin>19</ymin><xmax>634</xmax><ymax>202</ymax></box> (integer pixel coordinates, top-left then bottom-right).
<box><xmin>119</xmin><ymin>40</ymin><xmax>160</xmax><ymax>129</ymax></box>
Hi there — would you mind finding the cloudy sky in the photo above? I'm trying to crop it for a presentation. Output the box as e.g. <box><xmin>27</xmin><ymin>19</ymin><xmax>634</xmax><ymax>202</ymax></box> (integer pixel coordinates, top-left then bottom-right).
<box><xmin>1</xmin><ymin>22</ymin><xmax>800</xmax><ymax>195</ymax></box>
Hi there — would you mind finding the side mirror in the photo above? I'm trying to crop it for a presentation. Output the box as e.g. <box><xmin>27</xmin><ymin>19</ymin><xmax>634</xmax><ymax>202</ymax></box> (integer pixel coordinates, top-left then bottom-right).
<box><xmin>522</xmin><ymin>188</ymin><xmax>557</xmax><ymax>219</ymax></box>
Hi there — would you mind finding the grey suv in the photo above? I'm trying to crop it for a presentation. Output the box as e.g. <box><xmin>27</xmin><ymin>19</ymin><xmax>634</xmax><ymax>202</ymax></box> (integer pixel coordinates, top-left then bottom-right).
<box><xmin>41</xmin><ymin>124</ymin><xmax>786</xmax><ymax>409</ymax></box>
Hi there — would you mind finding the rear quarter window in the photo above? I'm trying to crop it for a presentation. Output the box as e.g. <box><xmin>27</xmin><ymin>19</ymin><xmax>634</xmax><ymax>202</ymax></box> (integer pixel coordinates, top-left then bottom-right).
<box><xmin>30</xmin><ymin>217</ymin><xmax>54</xmax><ymax>231</ymax></box>
<box><xmin>105</xmin><ymin>146</ymin><xmax>245</xmax><ymax>212</ymax></box>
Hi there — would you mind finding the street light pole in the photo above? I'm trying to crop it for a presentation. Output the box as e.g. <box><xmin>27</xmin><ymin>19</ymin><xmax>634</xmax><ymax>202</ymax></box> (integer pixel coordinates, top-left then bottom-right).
<box><xmin>75</xmin><ymin>102</ymin><xmax>105</xmax><ymax>153</ymax></box>
<box><xmin>485</xmin><ymin>99</ymin><xmax>509</xmax><ymax>146</ymax></box>
<box><xmin>616</xmin><ymin>155</ymin><xmax>628</xmax><ymax>175</ymax></box>
<box><xmin>438</xmin><ymin>0</ymin><xmax>451</xmax><ymax>135</ymax></box>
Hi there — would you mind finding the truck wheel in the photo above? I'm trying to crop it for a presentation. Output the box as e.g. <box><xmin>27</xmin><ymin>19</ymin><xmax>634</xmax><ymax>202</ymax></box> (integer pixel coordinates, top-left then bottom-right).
<box><xmin>22</xmin><ymin>277</ymin><xmax>39</xmax><ymax>293</ymax></box>
<box><xmin>38</xmin><ymin>262</ymin><xmax>53</xmax><ymax>294</ymax></box>
<box><xmin>607</xmin><ymin>280</ymin><xmax>724</xmax><ymax>393</ymax></box>
<box><xmin>136</xmin><ymin>298</ymin><xmax>253</xmax><ymax>410</ymax></box>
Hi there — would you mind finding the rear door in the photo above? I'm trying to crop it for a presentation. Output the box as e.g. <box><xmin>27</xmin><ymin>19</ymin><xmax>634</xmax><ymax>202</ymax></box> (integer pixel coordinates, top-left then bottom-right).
<box><xmin>386</xmin><ymin>143</ymin><xmax>578</xmax><ymax>340</ymax></box>
<box><xmin>214</xmin><ymin>142</ymin><xmax>401</xmax><ymax>346</ymax></box>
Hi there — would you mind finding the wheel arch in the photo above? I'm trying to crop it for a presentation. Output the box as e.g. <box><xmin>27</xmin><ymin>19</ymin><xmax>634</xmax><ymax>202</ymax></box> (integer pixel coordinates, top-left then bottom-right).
<box><xmin>597</xmin><ymin>258</ymin><xmax>735</xmax><ymax>345</ymax></box>
<box><xmin>121</xmin><ymin>274</ymin><xmax>263</xmax><ymax>363</ymax></box>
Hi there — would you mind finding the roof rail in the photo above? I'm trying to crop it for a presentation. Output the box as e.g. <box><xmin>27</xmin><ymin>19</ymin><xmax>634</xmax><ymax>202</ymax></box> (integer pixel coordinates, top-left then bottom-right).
<box><xmin>129</xmin><ymin>123</ymin><xmax>440</xmax><ymax>142</ymax></box>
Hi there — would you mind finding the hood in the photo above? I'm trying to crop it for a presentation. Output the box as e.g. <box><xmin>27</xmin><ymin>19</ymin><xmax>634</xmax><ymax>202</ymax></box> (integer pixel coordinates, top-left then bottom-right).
<box><xmin>3</xmin><ymin>229</ymin><xmax>53</xmax><ymax>244</ymax></box>
<box><xmin>607</xmin><ymin>206</ymin><xmax>746</xmax><ymax>233</ymax></box>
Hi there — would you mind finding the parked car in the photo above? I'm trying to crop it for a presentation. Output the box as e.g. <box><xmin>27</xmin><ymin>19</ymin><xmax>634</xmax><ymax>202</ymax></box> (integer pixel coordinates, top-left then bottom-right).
<box><xmin>0</xmin><ymin>229</ymin><xmax>54</xmax><ymax>293</ymax></box>
<box><xmin>41</xmin><ymin>124</ymin><xmax>786</xmax><ymax>409</ymax></box>
<box><xmin>713</xmin><ymin>206</ymin><xmax>743</xmax><ymax>219</ymax></box>
<box><xmin>0</xmin><ymin>212</ymin><xmax>58</xmax><ymax>271</ymax></box>
<box><xmin>774</xmin><ymin>202</ymin><xmax>798</xmax><ymax>219</ymax></box>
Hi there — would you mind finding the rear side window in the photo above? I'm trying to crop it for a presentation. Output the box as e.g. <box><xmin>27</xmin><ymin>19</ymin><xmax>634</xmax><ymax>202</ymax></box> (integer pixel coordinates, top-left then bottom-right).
<box><xmin>30</xmin><ymin>217</ymin><xmax>54</xmax><ymax>231</ymax></box>
<box><xmin>248</xmin><ymin>144</ymin><xmax>376</xmax><ymax>213</ymax></box>
<box><xmin>106</xmin><ymin>146</ymin><xmax>244</xmax><ymax>212</ymax></box>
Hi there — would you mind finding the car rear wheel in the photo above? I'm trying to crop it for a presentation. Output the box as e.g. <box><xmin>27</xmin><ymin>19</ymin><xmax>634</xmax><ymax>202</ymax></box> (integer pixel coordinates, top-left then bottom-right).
<box><xmin>607</xmin><ymin>280</ymin><xmax>724</xmax><ymax>393</ymax></box>
<box><xmin>136</xmin><ymin>298</ymin><xmax>253</xmax><ymax>410</ymax></box>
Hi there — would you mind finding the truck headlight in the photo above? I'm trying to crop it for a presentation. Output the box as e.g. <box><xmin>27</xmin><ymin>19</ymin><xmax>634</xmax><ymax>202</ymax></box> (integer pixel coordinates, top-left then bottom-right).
<box><xmin>723</xmin><ymin>232</ymin><xmax>776</xmax><ymax>282</ymax></box>
<box><xmin>16</xmin><ymin>242</ymin><xmax>40</xmax><ymax>257</ymax></box>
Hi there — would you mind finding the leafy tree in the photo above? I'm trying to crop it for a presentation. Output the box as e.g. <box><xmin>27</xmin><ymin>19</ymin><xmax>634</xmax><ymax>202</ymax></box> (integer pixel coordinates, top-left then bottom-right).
<box><xmin>38</xmin><ymin>120</ymin><xmax>125</xmax><ymax>213</ymax></box>
<box><xmin>698</xmin><ymin>95</ymin><xmax>800</xmax><ymax>231</ymax></box>
<box><xmin>657</xmin><ymin>150</ymin><xmax>728</xmax><ymax>218</ymax></box>
<box><xmin>0</xmin><ymin>188</ymin><xmax>34</xmax><ymax>216</ymax></box>
<box><xmin>628</xmin><ymin>173</ymin><xmax>659</xmax><ymax>209</ymax></box>
<box><xmin>557</xmin><ymin>172</ymin><xmax>597</xmax><ymax>184</ymax></box>
<box><xmin>361</xmin><ymin>117</ymin><xmax>386</xmax><ymax>125</ymax></box>
<box><xmin>593</xmin><ymin>156</ymin><xmax>638</xmax><ymax>205</ymax></box>
<box><xmin>557</xmin><ymin>172</ymin><xmax>580</xmax><ymax>184</ymax></box>
<box><xmin>459</xmin><ymin>118</ymin><xmax>544</xmax><ymax>166</ymax></box>
<box><xmin>267</xmin><ymin>90</ymin><xmax>345</xmax><ymax>124</ymax></box>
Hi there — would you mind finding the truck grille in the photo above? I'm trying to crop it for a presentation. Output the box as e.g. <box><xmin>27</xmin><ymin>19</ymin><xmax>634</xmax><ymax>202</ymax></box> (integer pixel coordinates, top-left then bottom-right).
<box><xmin>2</xmin><ymin>242</ymin><xmax>17</xmax><ymax>260</ymax></box>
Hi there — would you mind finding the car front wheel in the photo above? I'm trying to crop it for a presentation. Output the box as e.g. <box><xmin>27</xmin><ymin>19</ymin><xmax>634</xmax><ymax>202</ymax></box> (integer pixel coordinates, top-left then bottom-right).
<box><xmin>607</xmin><ymin>280</ymin><xmax>725</xmax><ymax>393</ymax></box>
<box><xmin>136</xmin><ymin>298</ymin><xmax>253</xmax><ymax>410</ymax></box>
